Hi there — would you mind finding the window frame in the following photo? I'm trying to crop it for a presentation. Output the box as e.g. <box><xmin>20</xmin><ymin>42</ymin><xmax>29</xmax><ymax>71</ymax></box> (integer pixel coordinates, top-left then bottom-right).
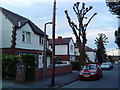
<box><xmin>22</xmin><ymin>31</ymin><xmax>32</xmax><ymax>43</ymax></box>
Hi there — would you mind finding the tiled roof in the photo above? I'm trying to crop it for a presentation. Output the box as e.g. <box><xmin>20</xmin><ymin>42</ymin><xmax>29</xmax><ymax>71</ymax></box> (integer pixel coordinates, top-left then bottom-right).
<box><xmin>49</xmin><ymin>37</ymin><xmax>72</xmax><ymax>45</ymax></box>
<box><xmin>0</xmin><ymin>7</ymin><xmax>44</xmax><ymax>35</ymax></box>
<box><xmin>74</xmin><ymin>43</ymin><xmax>95</xmax><ymax>52</ymax></box>
<box><xmin>85</xmin><ymin>46</ymin><xmax>95</xmax><ymax>52</ymax></box>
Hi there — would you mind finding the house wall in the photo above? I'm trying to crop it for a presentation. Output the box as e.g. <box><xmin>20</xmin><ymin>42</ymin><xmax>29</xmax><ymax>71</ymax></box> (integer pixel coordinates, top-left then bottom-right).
<box><xmin>55</xmin><ymin>45</ymin><xmax>68</xmax><ymax>55</ymax></box>
<box><xmin>75</xmin><ymin>48</ymin><xmax>80</xmax><ymax>56</ymax></box>
<box><xmin>16</xmin><ymin>23</ymin><xmax>44</xmax><ymax>51</ymax></box>
<box><xmin>0</xmin><ymin>12</ymin><xmax>13</xmax><ymax>48</ymax></box>
<box><xmin>69</xmin><ymin>39</ymin><xmax>75</xmax><ymax>55</ymax></box>
<box><xmin>86</xmin><ymin>52</ymin><xmax>96</xmax><ymax>62</ymax></box>
<box><xmin>55</xmin><ymin>55</ymin><xmax>70</xmax><ymax>61</ymax></box>
<box><xmin>75</xmin><ymin>48</ymin><xmax>96</xmax><ymax>62</ymax></box>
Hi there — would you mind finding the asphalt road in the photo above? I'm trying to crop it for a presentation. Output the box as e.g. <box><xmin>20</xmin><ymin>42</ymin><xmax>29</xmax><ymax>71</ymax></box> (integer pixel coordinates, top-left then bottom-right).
<box><xmin>61</xmin><ymin>63</ymin><xmax>119</xmax><ymax>88</ymax></box>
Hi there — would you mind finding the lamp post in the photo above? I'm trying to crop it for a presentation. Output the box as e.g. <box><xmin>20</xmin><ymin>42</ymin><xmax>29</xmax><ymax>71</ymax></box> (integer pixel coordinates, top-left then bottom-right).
<box><xmin>42</xmin><ymin>22</ymin><xmax>52</xmax><ymax>79</ymax></box>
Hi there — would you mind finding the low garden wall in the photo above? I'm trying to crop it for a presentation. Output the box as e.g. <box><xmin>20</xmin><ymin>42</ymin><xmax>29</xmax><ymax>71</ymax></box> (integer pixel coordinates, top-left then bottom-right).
<box><xmin>35</xmin><ymin>65</ymin><xmax>73</xmax><ymax>79</ymax></box>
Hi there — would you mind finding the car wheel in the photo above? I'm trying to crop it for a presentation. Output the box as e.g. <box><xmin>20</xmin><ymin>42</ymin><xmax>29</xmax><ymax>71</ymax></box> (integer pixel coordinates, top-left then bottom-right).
<box><xmin>100</xmin><ymin>71</ymin><xmax>103</xmax><ymax>77</ymax></box>
<box><xmin>101</xmin><ymin>73</ymin><xmax>103</xmax><ymax>77</ymax></box>
<box><xmin>96</xmin><ymin>74</ymin><xmax>100</xmax><ymax>80</ymax></box>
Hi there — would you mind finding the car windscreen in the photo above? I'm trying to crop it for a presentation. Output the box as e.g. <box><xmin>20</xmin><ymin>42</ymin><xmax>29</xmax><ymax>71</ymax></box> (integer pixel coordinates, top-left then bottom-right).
<box><xmin>102</xmin><ymin>63</ymin><xmax>109</xmax><ymax>65</ymax></box>
<box><xmin>82</xmin><ymin>65</ymin><xmax>97</xmax><ymax>70</ymax></box>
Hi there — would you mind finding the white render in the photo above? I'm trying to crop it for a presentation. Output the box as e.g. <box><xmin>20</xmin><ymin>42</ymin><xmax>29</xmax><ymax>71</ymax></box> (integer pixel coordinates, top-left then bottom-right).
<box><xmin>49</xmin><ymin>38</ymin><xmax>75</xmax><ymax>61</ymax></box>
<box><xmin>75</xmin><ymin>48</ymin><xmax>79</xmax><ymax>56</ymax></box>
<box><xmin>55</xmin><ymin>45</ymin><xmax>68</xmax><ymax>55</ymax></box>
<box><xmin>86</xmin><ymin>52</ymin><xmax>96</xmax><ymax>62</ymax></box>
<box><xmin>0</xmin><ymin>12</ymin><xmax>13</xmax><ymax>48</ymax></box>
<box><xmin>75</xmin><ymin>48</ymin><xmax>96</xmax><ymax>62</ymax></box>
<box><xmin>49</xmin><ymin>39</ymin><xmax>75</xmax><ymax>56</ymax></box>
<box><xmin>16</xmin><ymin>23</ymin><xmax>44</xmax><ymax>50</ymax></box>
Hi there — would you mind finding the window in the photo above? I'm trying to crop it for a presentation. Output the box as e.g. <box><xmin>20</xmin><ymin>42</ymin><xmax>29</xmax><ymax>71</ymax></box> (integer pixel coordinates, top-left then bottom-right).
<box><xmin>70</xmin><ymin>45</ymin><xmax>73</xmax><ymax>52</ymax></box>
<box><xmin>26</xmin><ymin>32</ymin><xmax>31</xmax><ymax>43</ymax></box>
<box><xmin>39</xmin><ymin>36</ymin><xmax>41</xmax><ymax>44</ymax></box>
<box><xmin>22</xmin><ymin>31</ymin><xmax>31</xmax><ymax>43</ymax></box>
<box><xmin>39</xmin><ymin>36</ymin><xmax>44</xmax><ymax>45</ymax></box>
<box><xmin>22</xmin><ymin>32</ymin><xmax>25</xmax><ymax>42</ymax></box>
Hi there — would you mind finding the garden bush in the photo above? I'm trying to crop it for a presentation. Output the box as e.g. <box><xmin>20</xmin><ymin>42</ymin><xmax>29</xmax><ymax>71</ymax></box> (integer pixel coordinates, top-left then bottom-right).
<box><xmin>1</xmin><ymin>54</ymin><xmax>36</xmax><ymax>81</ymax></box>
<box><xmin>1</xmin><ymin>55</ymin><xmax>20</xmax><ymax>80</ymax></box>
<box><xmin>70</xmin><ymin>61</ymin><xmax>82</xmax><ymax>71</ymax></box>
<box><xmin>20</xmin><ymin>54</ymin><xmax>35</xmax><ymax>81</ymax></box>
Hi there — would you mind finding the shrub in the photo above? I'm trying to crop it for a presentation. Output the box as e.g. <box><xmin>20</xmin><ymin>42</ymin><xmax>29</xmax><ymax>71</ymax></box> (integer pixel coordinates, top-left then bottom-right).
<box><xmin>1</xmin><ymin>55</ymin><xmax>20</xmax><ymax>80</ymax></box>
<box><xmin>70</xmin><ymin>61</ymin><xmax>82</xmax><ymax>71</ymax></box>
<box><xmin>1</xmin><ymin>54</ymin><xmax>36</xmax><ymax>81</ymax></box>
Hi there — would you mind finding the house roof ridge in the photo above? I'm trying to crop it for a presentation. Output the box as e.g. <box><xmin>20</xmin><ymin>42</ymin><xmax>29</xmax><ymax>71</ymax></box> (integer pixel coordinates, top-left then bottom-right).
<box><xmin>0</xmin><ymin>7</ymin><xmax>45</xmax><ymax>36</ymax></box>
<box><xmin>49</xmin><ymin>37</ymin><xmax>73</xmax><ymax>45</ymax></box>
<box><xmin>74</xmin><ymin>43</ymin><xmax>95</xmax><ymax>52</ymax></box>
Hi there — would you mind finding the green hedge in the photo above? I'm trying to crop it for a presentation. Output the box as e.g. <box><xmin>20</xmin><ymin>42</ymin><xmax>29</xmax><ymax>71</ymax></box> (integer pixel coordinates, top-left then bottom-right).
<box><xmin>1</xmin><ymin>55</ymin><xmax>20</xmax><ymax>80</ymax></box>
<box><xmin>70</xmin><ymin>61</ymin><xmax>82</xmax><ymax>71</ymax></box>
<box><xmin>21</xmin><ymin>54</ymin><xmax>35</xmax><ymax>81</ymax></box>
<box><xmin>1</xmin><ymin>54</ymin><xmax>35</xmax><ymax>81</ymax></box>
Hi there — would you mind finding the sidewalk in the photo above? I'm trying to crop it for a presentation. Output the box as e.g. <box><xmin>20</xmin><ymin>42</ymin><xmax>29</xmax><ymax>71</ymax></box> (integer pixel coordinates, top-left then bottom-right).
<box><xmin>2</xmin><ymin>71</ymin><xmax>79</xmax><ymax>89</ymax></box>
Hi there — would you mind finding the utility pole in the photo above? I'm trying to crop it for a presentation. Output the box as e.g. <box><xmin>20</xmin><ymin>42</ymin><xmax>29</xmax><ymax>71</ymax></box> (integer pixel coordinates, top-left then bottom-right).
<box><xmin>51</xmin><ymin>0</ymin><xmax>56</xmax><ymax>87</ymax></box>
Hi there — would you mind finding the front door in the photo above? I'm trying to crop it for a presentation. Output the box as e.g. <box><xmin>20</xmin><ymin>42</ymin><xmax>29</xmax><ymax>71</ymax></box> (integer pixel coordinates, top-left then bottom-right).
<box><xmin>38</xmin><ymin>53</ymin><xmax>43</xmax><ymax>68</ymax></box>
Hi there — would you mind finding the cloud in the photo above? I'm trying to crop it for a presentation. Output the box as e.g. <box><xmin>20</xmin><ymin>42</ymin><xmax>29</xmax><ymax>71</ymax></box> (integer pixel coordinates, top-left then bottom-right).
<box><xmin>0</xmin><ymin>0</ymin><xmax>34</xmax><ymax>6</ymax></box>
<box><xmin>0</xmin><ymin>0</ymin><xmax>106</xmax><ymax>3</ymax></box>
<box><xmin>0</xmin><ymin>0</ymin><xmax>106</xmax><ymax>6</ymax></box>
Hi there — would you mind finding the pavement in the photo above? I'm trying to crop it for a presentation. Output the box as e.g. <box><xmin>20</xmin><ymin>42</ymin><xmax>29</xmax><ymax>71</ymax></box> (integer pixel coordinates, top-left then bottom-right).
<box><xmin>2</xmin><ymin>71</ymin><xmax>79</xmax><ymax>89</ymax></box>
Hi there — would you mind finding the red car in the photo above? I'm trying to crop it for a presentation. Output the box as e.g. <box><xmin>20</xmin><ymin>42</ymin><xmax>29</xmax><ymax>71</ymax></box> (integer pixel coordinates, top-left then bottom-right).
<box><xmin>79</xmin><ymin>64</ymin><xmax>102</xmax><ymax>80</ymax></box>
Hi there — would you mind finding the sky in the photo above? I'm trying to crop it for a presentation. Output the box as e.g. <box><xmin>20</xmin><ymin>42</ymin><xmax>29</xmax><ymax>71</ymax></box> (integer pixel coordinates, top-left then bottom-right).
<box><xmin>0</xmin><ymin>0</ymin><xmax>119</xmax><ymax>55</ymax></box>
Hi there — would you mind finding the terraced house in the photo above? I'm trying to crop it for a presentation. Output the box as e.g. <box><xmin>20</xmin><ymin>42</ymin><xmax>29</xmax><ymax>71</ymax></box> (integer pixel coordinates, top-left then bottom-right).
<box><xmin>0</xmin><ymin>7</ymin><xmax>51</xmax><ymax>68</ymax></box>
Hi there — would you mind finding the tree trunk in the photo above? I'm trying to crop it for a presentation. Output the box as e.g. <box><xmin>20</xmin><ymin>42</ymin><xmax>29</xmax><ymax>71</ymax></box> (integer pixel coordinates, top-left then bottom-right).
<box><xmin>77</xmin><ymin>38</ymin><xmax>86</xmax><ymax>65</ymax></box>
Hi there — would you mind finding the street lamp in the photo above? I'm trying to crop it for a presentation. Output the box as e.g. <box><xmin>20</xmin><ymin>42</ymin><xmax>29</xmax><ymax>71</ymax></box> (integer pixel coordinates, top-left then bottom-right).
<box><xmin>42</xmin><ymin>22</ymin><xmax>53</xmax><ymax>79</ymax></box>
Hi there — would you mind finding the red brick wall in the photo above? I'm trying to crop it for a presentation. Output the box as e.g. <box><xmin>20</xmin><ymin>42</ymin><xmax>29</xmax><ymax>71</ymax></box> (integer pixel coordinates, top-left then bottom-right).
<box><xmin>35</xmin><ymin>65</ymin><xmax>72</xmax><ymax>79</ymax></box>
<box><xmin>55</xmin><ymin>55</ymin><xmax>70</xmax><ymax>61</ymax></box>
<box><xmin>35</xmin><ymin>68</ymin><xmax>43</xmax><ymax>79</ymax></box>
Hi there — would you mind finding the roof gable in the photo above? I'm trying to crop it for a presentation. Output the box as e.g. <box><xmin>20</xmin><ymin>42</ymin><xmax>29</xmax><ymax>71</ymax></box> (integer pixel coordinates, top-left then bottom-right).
<box><xmin>49</xmin><ymin>37</ymin><xmax>72</xmax><ymax>45</ymax></box>
<box><xmin>74</xmin><ymin>43</ymin><xmax>95</xmax><ymax>52</ymax></box>
<box><xmin>0</xmin><ymin>7</ymin><xmax>44</xmax><ymax>36</ymax></box>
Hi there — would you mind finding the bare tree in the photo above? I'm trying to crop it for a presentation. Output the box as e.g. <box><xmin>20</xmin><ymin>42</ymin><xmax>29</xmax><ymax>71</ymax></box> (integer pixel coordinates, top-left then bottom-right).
<box><xmin>64</xmin><ymin>2</ymin><xmax>97</xmax><ymax>65</ymax></box>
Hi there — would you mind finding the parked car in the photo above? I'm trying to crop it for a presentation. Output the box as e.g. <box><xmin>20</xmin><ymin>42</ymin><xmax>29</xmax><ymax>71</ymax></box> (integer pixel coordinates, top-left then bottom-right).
<box><xmin>107</xmin><ymin>62</ymin><xmax>113</xmax><ymax>68</ymax></box>
<box><xmin>115</xmin><ymin>61</ymin><xmax>118</xmax><ymax>64</ymax></box>
<box><xmin>55</xmin><ymin>60</ymin><xmax>71</xmax><ymax>66</ymax></box>
<box><xmin>79</xmin><ymin>64</ymin><xmax>102</xmax><ymax>80</ymax></box>
<box><xmin>101</xmin><ymin>62</ymin><xmax>112</xmax><ymax>70</ymax></box>
<box><xmin>119</xmin><ymin>60</ymin><xmax>120</xmax><ymax>63</ymax></box>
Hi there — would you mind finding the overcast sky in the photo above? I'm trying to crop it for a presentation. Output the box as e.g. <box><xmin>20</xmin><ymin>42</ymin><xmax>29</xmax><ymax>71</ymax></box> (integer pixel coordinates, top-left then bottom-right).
<box><xmin>0</xmin><ymin>0</ymin><xmax>119</xmax><ymax>54</ymax></box>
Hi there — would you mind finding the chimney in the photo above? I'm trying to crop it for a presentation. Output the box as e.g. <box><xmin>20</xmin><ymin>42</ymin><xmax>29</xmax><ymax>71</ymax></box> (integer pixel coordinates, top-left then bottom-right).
<box><xmin>58</xmin><ymin>36</ymin><xmax>62</xmax><ymax>43</ymax></box>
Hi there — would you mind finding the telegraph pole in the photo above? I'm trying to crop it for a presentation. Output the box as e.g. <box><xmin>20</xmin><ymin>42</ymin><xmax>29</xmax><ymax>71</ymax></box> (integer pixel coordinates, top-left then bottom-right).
<box><xmin>51</xmin><ymin>0</ymin><xmax>56</xmax><ymax>87</ymax></box>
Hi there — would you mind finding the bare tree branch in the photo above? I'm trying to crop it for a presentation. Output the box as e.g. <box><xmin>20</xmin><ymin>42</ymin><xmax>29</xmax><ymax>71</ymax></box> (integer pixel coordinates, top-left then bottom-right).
<box><xmin>84</xmin><ymin>13</ymin><xmax>97</xmax><ymax>30</ymax></box>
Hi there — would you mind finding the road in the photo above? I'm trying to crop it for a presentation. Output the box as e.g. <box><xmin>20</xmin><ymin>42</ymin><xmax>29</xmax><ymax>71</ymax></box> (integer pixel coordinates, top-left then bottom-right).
<box><xmin>60</xmin><ymin>63</ymin><xmax>119</xmax><ymax>88</ymax></box>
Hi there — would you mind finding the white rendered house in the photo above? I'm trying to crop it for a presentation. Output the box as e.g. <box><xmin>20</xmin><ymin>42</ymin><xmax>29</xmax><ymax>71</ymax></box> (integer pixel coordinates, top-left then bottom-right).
<box><xmin>0</xmin><ymin>7</ymin><xmax>51</xmax><ymax>68</ymax></box>
<box><xmin>49</xmin><ymin>36</ymin><xmax>75</xmax><ymax>61</ymax></box>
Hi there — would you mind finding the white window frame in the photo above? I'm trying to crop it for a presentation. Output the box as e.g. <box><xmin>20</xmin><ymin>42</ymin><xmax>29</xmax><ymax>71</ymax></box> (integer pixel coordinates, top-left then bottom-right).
<box><xmin>39</xmin><ymin>35</ymin><xmax>44</xmax><ymax>45</ymax></box>
<box><xmin>22</xmin><ymin>31</ymin><xmax>31</xmax><ymax>43</ymax></box>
